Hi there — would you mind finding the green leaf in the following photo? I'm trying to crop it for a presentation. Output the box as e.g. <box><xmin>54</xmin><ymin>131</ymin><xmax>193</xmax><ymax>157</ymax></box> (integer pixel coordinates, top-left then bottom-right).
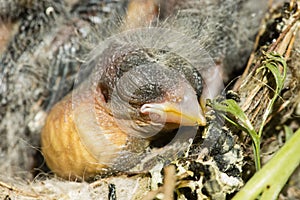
<box><xmin>212</xmin><ymin>100</ymin><xmax>252</xmax><ymax>130</ymax></box>
<box><xmin>211</xmin><ymin>52</ymin><xmax>287</xmax><ymax>171</ymax></box>
<box><xmin>233</xmin><ymin>128</ymin><xmax>300</xmax><ymax>200</ymax></box>
<box><xmin>257</xmin><ymin>52</ymin><xmax>287</xmax><ymax>137</ymax></box>
<box><xmin>212</xmin><ymin>99</ymin><xmax>261</xmax><ymax>170</ymax></box>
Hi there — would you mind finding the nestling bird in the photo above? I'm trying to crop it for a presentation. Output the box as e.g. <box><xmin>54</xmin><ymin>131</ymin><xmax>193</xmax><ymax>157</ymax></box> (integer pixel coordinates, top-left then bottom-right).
<box><xmin>41</xmin><ymin>0</ymin><xmax>223</xmax><ymax>180</ymax></box>
<box><xmin>0</xmin><ymin>0</ymin><xmax>265</xmax><ymax>180</ymax></box>
<box><xmin>41</xmin><ymin>32</ymin><xmax>222</xmax><ymax>180</ymax></box>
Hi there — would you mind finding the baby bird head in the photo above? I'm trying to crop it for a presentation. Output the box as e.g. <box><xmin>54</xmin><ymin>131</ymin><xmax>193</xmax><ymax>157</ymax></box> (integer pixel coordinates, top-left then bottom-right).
<box><xmin>79</xmin><ymin>27</ymin><xmax>223</xmax><ymax>140</ymax></box>
<box><xmin>94</xmin><ymin>47</ymin><xmax>206</xmax><ymax>138</ymax></box>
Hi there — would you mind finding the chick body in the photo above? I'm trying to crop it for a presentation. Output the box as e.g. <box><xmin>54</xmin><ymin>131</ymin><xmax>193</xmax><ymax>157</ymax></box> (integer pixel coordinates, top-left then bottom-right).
<box><xmin>0</xmin><ymin>0</ymin><xmax>269</xmax><ymax>179</ymax></box>
<box><xmin>41</xmin><ymin>0</ymin><xmax>267</xmax><ymax>179</ymax></box>
<box><xmin>41</xmin><ymin>44</ymin><xmax>207</xmax><ymax>179</ymax></box>
<box><xmin>41</xmin><ymin>90</ymin><xmax>131</xmax><ymax>179</ymax></box>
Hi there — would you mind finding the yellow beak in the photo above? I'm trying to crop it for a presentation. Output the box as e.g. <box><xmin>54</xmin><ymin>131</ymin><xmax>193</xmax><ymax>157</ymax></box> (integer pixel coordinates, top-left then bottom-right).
<box><xmin>140</xmin><ymin>89</ymin><xmax>206</xmax><ymax>126</ymax></box>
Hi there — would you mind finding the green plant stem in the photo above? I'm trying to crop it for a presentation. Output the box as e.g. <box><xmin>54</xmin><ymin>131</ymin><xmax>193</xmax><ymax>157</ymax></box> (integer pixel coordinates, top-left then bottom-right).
<box><xmin>252</xmin><ymin>139</ymin><xmax>261</xmax><ymax>171</ymax></box>
<box><xmin>232</xmin><ymin>128</ymin><xmax>300</xmax><ymax>200</ymax></box>
<box><xmin>212</xmin><ymin>99</ymin><xmax>262</xmax><ymax>170</ymax></box>
<box><xmin>246</xmin><ymin>128</ymin><xmax>261</xmax><ymax>171</ymax></box>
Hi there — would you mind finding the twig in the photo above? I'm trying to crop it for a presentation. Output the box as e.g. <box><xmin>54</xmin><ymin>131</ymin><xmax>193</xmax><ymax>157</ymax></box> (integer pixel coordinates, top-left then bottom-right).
<box><xmin>144</xmin><ymin>186</ymin><xmax>164</xmax><ymax>200</ymax></box>
<box><xmin>234</xmin><ymin>5</ymin><xmax>300</xmax><ymax>91</ymax></box>
<box><xmin>163</xmin><ymin>165</ymin><xmax>176</xmax><ymax>200</ymax></box>
<box><xmin>144</xmin><ymin>165</ymin><xmax>177</xmax><ymax>200</ymax></box>
<box><xmin>0</xmin><ymin>180</ymin><xmax>39</xmax><ymax>198</ymax></box>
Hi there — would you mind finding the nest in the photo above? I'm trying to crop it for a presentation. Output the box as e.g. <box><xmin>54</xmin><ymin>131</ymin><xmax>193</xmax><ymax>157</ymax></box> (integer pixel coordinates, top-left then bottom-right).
<box><xmin>0</xmin><ymin>0</ymin><xmax>299</xmax><ymax>199</ymax></box>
